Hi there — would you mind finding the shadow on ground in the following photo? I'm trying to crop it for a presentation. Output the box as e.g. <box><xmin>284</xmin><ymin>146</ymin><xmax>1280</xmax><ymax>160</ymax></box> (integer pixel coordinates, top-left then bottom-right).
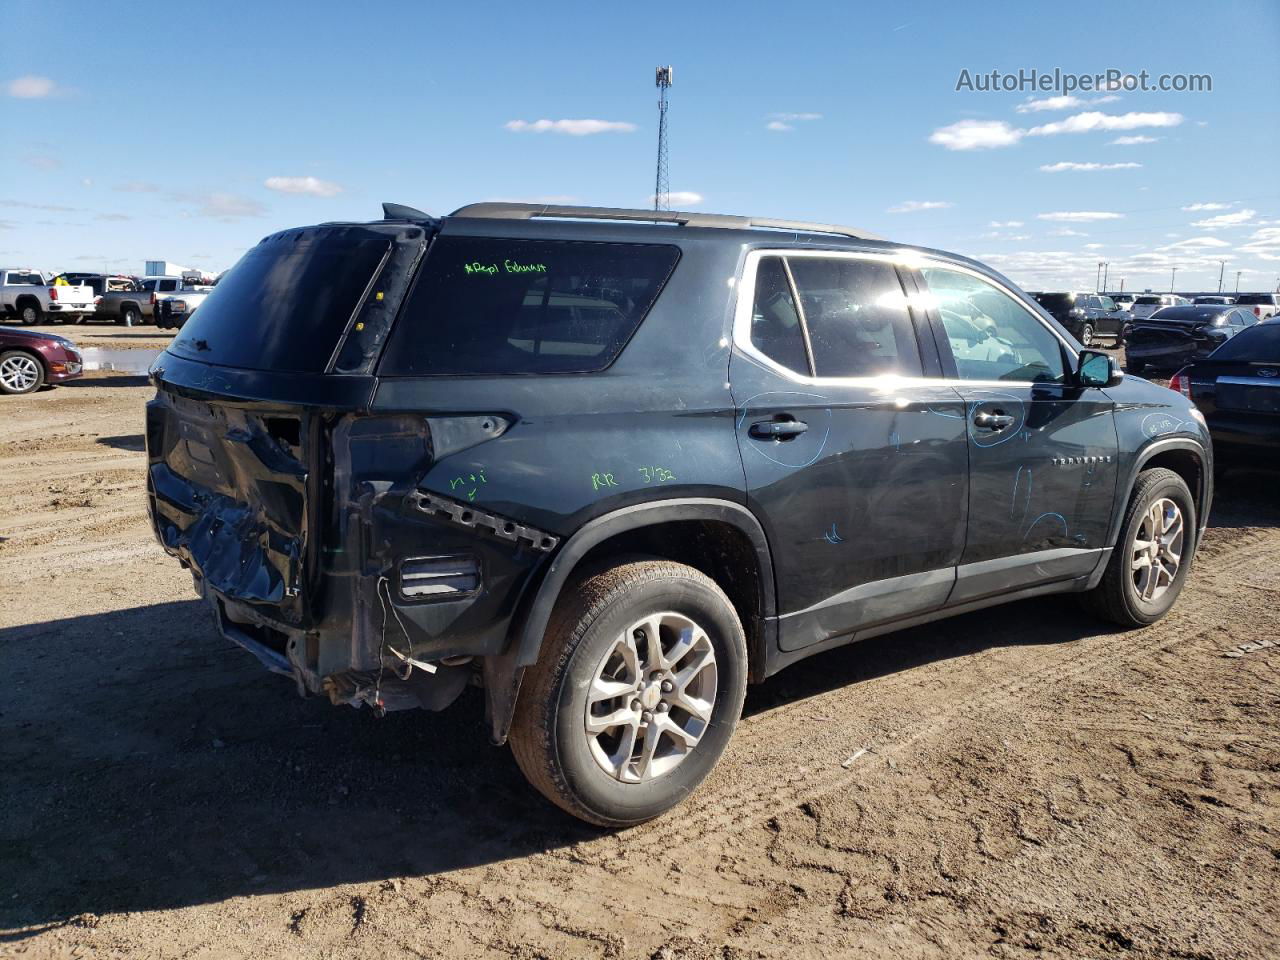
<box><xmin>1</xmin><ymin>475</ymin><xmax>1273</xmax><ymax>934</ymax></box>
<box><xmin>95</xmin><ymin>434</ymin><xmax>146</xmax><ymax>452</ymax></box>
<box><xmin>65</xmin><ymin>375</ymin><xmax>150</xmax><ymax>389</ymax></box>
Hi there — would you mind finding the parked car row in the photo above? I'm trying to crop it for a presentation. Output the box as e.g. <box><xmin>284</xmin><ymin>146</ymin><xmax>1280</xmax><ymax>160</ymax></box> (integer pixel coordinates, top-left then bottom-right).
<box><xmin>0</xmin><ymin>268</ymin><xmax>217</xmax><ymax>327</ymax></box>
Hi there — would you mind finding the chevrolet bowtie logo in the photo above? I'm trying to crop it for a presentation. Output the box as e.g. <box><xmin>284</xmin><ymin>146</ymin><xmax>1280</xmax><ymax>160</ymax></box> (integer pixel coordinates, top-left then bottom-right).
<box><xmin>1051</xmin><ymin>455</ymin><xmax>1113</xmax><ymax>466</ymax></box>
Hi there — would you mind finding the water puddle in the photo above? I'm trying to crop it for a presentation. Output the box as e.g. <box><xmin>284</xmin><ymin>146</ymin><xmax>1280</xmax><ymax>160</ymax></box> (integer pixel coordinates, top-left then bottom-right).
<box><xmin>80</xmin><ymin>347</ymin><xmax>162</xmax><ymax>374</ymax></box>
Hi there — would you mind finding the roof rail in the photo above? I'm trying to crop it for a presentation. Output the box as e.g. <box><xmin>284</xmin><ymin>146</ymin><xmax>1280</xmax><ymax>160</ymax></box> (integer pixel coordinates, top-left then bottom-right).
<box><xmin>447</xmin><ymin>202</ymin><xmax>884</xmax><ymax>242</ymax></box>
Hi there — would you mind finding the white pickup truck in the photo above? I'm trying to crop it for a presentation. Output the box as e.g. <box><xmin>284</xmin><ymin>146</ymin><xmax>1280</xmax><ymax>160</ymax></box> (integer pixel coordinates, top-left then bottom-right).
<box><xmin>0</xmin><ymin>268</ymin><xmax>96</xmax><ymax>324</ymax></box>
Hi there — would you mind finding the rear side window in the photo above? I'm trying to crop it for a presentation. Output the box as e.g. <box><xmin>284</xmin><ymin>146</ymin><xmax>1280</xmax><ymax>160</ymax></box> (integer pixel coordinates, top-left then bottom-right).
<box><xmin>1136</xmin><ymin>296</ymin><xmax>1160</xmax><ymax>305</ymax></box>
<box><xmin>1211</xmin><ymin>322</ymin><xmax>1280</xmax><ymax>361</ymax></box>
<box><xmin>749</xmin><ymin>257</ymin><xmax>809</xmax><ymax>373</ymax></box>
<box><xmin>6</xmin><ymin>272</ymin><xmax>42</xmax><ymax>285</ymax></box>
<box><xmin>787</xmin><ymin>257</ymin><xmax>922</xmax><ymax>377</ymax></box>
<box><xmin>380</xmin><ymin>237</ymin><xmax>679</xmax><ymax>376</ymax></box>
<box><xmin>168</xmin><ymin>226</ymin><xmax>394</xmax><ymax>373</ymax></box>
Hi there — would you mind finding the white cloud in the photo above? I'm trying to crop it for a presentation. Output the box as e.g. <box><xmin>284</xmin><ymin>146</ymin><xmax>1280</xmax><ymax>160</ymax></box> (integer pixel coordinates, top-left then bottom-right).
<box><xmin>1049</xmin><ymin>227</ymin><xmax>1089</xmax><ymax>237</ymax></box>
<box><xmin>505</xmin><ymin>118</ymin><xmax>636</xmax><ymax>136</ymax></box>
<box><xmin>930</xmin><ymin>110</ymin><xmax>1181</xmax><ymax>151</ymax></box>
<box><xmin>114</xmin><ymin>181</ymin><xmax>161</xmax><ymax>193</ymax></box>
<box><xmin>1039</xmin><ymin>161</ymin><xmax>1142</xmax><ymax>172</ymax></box>
<box><xmin>7</xmin><ymin>74</ymin><xmax>59</xmax><ymax>98</ymax></box>
<box><xmin>1016</xmin><ymin>95</ymin><xmax>1084</xmax><ymax>113</ymax></box>
<box><xmin>928</xmin><ymin>119</ymin><xmax>1024</xmax><ymax>150</ymax></box>
<box><xmin>1026</xmin><ymin>111</ymin><xmax>1183</xmax><ymax>137</ymax></box>
<box><xmin>1084</xmin><ymin>243</ymin><xmax>1105</xmax><ymax>250</ymax></box>
<box><xmin>1181</xmin><ymin>202</ymin><xmax>1231</xmax><ymax>211</ymax></box>
<box><xmin>1037</xmin><ymin>211</ymin><xmax>1124</xmax><ymax>222</ymax></box>
<box><xmin>887</xmin><ymin>200</ymin><xmax>953</xmax><ymax>213</ymax></box>
<box><xmin>989</xmin><ymin>220</ymin><xmax>1024</xmax><ymax>228</ymax></box>
<box><xmin>264</xmin><ymin>175</ymin><xmax>343</xmax><ymax>197</ymax></box>
<box><xmin>766</xmin><ymin>112</ymin><xmax>820</xmax><ymax>132</ymax></box>
<box><xmin>1161</xmin><ymin>236</ymin><xmax>1231</xmax><ymax>250</ymax></box>
<box><xmin>1191</xmin><ymin>208</ymin><xmax>1256</xmax><ymax>229</ymax></box>
<box><xmin>651</xmin><ymin>191</ymin><xmax>703</xmax><ymax>207</ymax></box>
<box><xmin>174</xmin><ymin>192</ymin><xmax>266</xmax><ymax>220</ymax></box>
<box><xmin>1109</xmin><ymin>135</ymin><xmax>1160</xmax><ymax>145</ymax></box>
<box><xmin>1016</xmin><ymin>94</ymin><xmax>1120</xmax><ymax>113</ymax></box>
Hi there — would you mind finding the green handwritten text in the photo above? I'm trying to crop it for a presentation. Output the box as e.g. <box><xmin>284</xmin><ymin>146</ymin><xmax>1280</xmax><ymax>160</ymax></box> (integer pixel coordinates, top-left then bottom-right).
<box><xmin>638</xmin><ymin>466</ymin><xmax>676</xmax><ymax>484</ymax></box>
<box><xmin>591</xmin><ymin>472</ymin><xmax>619</xmax><ymax>492</ymax></box>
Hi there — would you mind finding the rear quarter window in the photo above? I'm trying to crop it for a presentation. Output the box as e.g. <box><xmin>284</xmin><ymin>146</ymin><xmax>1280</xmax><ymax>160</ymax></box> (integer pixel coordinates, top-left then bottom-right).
<box><xmin>379</xmin><ymin>237</ymin><xmax>680</xmax><ymax>376</ymax></box>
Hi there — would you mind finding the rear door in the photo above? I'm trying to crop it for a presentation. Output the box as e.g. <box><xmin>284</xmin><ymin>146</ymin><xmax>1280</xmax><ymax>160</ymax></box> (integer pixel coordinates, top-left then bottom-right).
<box><xmin>729</xmin><ymin>250</ymin><xmax>969</xmax><ymax>651</ymax></box>
<box><xmin>914</xmin><ymin>263</ymin><xmax>1119</xmax><ymax>602</ymax></box>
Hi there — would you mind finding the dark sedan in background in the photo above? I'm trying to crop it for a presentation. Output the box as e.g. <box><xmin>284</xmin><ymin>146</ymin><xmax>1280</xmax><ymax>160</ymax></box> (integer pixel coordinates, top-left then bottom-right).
<box><xmin>1124</xmin><ymin>305</ymin><xmax>1258</xmax><ymax>376</ymax></box>
<box><xmin>1031</xmin><ymin>292</ymin><xmax>1125</xmax><ymax>347</ymax></box>
<box><xmin>0</xmin><ymin>326</ymin><xmax>83</xmax><ymax>395</ymax></box>
<box><xmin>1171</xmin><ymin>319</ymin><xmax>1280</xmax><ymax>466</ymax></box>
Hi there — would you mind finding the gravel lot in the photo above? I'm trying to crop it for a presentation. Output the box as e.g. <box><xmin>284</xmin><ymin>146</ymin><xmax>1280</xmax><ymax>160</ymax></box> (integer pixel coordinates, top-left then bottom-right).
<box><xmin>2</xmin><ymin>369</ymin><xmax>1278</xmax><ymax>959</ymax></box>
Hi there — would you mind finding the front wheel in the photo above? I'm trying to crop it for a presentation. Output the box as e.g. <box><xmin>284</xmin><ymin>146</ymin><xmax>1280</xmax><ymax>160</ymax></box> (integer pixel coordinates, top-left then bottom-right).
<box><xmin>0</xmin><ymin>350</ymin><xmax>45</xmax><ymax>395</ymax></box>
<box><xmin>1081</xmin><ymin>467</ymin><xmax>1196</xmax><ymax>626</ymax></box>
<box><xmin>509</xmin><ymin>558</ymin><xmax>748</xmax><ymax>827</ymax></box>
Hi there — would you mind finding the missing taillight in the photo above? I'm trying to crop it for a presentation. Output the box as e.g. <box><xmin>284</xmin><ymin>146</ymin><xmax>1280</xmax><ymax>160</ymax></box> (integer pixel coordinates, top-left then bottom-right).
<box><xmin>264</xmin><ymin>417</ymin><xmax>302</xmax><ymax>449</ymax></box>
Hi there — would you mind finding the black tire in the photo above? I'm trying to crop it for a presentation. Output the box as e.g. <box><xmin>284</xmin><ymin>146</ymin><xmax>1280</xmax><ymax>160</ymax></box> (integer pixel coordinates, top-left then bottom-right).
<box><xmin>17</xmin><ymin>301</ymin><xmax>42</xmax><ymax>325</ymax></box>
<box><xmin>1128</xmin><ymin>362</ymin><xmax>1147</xmax><ymax>378</ymax></box>
<box><xmin>1079</xmin><ymin>323</ymin><xmax>1095</xmax><ymax>347</ymax></box>
<box><xmin>1081</xmin><ymin>467</ymin><xmax>1196</xmax><ymax>627</ymax></box>
<box><xmin>0</xmin><ymin>349</ymin><xmax>46</xmax><ymax>395</ymax></box>
<box><xmin>509</xmin><ymin>557</ymin><xmax>748</xmax><ymax>827</ymax></box>
<box><xmin>121</xmin><ymin>305</ymin><xmax>141</xmax><ymax>327</ymax></box>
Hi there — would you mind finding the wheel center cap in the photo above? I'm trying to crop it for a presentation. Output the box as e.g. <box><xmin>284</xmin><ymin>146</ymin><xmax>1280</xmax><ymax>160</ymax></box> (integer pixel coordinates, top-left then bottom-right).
<box><xmin>640</xmin><ymin>682</ymin><xmax>662</xmax><ymax>711</ymax></box>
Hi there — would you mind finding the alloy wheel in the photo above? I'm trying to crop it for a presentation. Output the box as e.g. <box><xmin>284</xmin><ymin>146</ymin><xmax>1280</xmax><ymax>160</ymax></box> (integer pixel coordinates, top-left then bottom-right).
<box><xmin>1132</xmin><ymin>497</ymin><xmax>1184</xmax><ymax>602</ymax></box>
<box><xmin>0</xmin><ymin>354</ymin><xmax>41</xmax><ymax>393</ymax></box>
<box><xmin>584</xmin><ymin>611</ymin><xmax>718</xmax><ymax>783</ymax></box>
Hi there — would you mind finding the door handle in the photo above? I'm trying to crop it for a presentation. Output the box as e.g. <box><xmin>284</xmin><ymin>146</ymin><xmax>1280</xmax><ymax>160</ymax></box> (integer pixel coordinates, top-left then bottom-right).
<box><xmin>749</xmin><ymin>418</ymin><xmax>809</xmax><ymax>440</ymax></box>
<box><xmin>973</xmin><ymin>411</ymin><xmax>1015</xmax><ymax>430</ymax></box>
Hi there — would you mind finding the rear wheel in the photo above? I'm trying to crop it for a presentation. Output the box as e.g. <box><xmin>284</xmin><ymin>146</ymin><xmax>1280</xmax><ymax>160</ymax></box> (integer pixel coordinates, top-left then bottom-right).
<box><xmin>1082</xmin><ymin>467</ymin><xmax>1195</xmax><ymax>626</ymax></box>
<box><xmin>121</xmin><ymin>305</ymin><xmax>141</xmax><ymax>327</ymax></box>
<box><xmin>0</xmin><ymin>350</ymin><xmax>45</xmax><ymax>395</ymax></box>
<box><xmin>18</xmin><ymin>301</ymin><xmax>42</xmax><ymax>325</ymax></box>
<box><xmin>509</xmin><ymin>558</ymin><xmax>748</xmax><ymax>827</ymax></box>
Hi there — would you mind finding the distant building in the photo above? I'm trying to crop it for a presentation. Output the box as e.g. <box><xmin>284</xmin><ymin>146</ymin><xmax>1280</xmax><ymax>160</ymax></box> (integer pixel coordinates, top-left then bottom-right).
<box><xmin>145</xmin><ymin>260</ymin><xmax>190</xmax><ymax>278</ymax></box>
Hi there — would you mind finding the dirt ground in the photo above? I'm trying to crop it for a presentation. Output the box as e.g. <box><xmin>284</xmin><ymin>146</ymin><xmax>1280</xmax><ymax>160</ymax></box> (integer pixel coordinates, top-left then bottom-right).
<box><xmin>2</xmin><ymin>370</ymin><xmax>1278</xmax><ymax>960</ymax></box>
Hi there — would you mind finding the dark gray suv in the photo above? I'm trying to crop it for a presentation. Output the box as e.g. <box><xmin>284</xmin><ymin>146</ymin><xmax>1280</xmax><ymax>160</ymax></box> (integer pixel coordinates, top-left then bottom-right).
<box><xmin>146</xmin><ymin>202</ymin><xmax>1213</xmax><ymax>826</ymax></box>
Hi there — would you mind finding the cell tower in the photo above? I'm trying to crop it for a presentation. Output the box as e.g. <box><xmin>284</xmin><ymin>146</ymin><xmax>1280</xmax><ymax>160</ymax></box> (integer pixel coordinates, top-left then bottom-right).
<box><xmin>654</xmin><ymin>65</ymin><xmax>673</xmax><ymax>211</ymax></box>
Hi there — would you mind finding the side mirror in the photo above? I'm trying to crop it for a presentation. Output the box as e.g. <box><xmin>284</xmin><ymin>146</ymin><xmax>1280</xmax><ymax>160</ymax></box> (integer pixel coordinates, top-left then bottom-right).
<box><xmin>1077</xmin><ymin>349</ymin><xmax>1124</xmax><ymax>388</ymax></box>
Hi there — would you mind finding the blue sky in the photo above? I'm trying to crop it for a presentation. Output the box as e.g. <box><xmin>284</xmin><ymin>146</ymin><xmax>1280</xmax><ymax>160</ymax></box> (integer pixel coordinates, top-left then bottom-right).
<box><xmin>4</xmin><ymin>0</ymin><xmax>1278</xmax><ymax>292</ymax></box>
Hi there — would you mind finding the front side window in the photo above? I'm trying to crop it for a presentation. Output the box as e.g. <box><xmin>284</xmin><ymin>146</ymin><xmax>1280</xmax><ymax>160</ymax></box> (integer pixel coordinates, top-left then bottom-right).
<box><xmin>921</xmin><ymin>266</ymin><xmax>1066</xmax><ymax>383</ymax></box>
<box><xmin>380</xmin><ymin>237</ymin><xmax>680</xmax><ymax>376</ymax></box>
<box><xmin>787</xmin><ymin>257</ymin><xmax>922</xmax><ymax>377</ymax></box>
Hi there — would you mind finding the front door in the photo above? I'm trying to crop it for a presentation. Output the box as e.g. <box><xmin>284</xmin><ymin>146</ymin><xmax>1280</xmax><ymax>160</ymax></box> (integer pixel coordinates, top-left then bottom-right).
<box><xmin>729</xmin><ymin>251</ymin><xmax>970</xmax><ymax>651</ymax></box>
<box><xmin>913</xmin><ymin>264</ymin><xmax>1119</xmax><ymax>603</ymax></box>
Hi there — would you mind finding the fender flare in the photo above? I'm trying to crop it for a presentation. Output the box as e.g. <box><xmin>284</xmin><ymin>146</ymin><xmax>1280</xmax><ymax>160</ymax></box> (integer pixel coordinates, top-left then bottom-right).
<box><xmin>1108</xmin><ymin>437</ymin><xmax>1211</xmax><ymax>547</ymax></box>
<box><xmin>483</xmin><ymin>497</ymin><xmax>776</xmax><ymax>745</ymax></box>
<box><xmin>512</xmin><ymin>497</ymin><xmax>775</xmax><ymax>667</ymax></box>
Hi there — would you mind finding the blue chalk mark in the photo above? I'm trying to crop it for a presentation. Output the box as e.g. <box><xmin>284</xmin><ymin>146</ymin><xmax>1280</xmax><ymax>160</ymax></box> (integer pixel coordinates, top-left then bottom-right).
<box><xmin>889</xmin><ymin>431</ymin><xmax>901</xmax><ymax>453</ymax></box>
<box><xmin>1024</xmin><ymin>511</ymin><xmax>1068</xmax><ymax>541</ymax></box>
<box><xmin>824</xmin><ymin>523</ymin><xmax>845</xmax><ymax>544</ymax></box>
